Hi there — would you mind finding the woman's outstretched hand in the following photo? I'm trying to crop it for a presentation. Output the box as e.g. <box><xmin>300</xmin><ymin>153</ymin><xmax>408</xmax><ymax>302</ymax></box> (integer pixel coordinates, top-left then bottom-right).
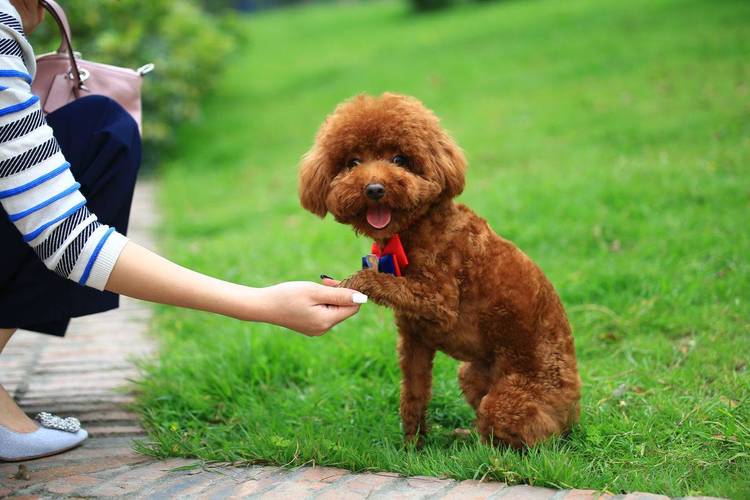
<box><xmin>105</xmin><ymin>241</ymin><xmax>365</xmax><ymax>337</ymax></box>
<box><xmin>252</xmin><ymin>282</ymin><xmax>366</xmax><ymax>336</ymax></box>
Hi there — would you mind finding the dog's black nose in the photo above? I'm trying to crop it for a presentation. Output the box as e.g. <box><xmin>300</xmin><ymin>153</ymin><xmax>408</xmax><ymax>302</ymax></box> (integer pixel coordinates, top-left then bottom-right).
<box><xmin>365</xmin><ymin>183</ymin><xmax>386</xmax><ymax>200</ymax></box>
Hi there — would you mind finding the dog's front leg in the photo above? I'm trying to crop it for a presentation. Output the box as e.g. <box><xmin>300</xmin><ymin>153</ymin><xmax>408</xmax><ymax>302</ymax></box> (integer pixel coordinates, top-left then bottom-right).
<box><xmin>341</xmin><ymin>269</ymin><xmax>459</xmax><ymax>327</ymax></box>
<box><xmin>398</xmin><ymin>331</ymin><xmax>435</xmax><ymax>448</ymax></box>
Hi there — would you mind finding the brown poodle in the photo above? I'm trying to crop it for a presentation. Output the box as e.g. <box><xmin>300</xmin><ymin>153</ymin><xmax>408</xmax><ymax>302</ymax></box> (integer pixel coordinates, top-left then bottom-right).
<box><xmin>298</xmin><ymin>93</ymin><xmax>581</xmax><ymax>449</ymax></box>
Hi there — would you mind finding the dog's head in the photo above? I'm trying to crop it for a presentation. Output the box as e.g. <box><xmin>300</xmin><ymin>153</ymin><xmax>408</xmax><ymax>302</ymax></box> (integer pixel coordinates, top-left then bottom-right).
<box><xmin>298</xmin><ymin>93</ymin><xmax>467</xmax><ymax>239</ymax></box>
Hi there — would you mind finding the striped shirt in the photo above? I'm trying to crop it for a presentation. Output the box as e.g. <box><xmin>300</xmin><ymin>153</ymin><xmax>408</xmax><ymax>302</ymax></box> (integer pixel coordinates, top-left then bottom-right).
<box><xmin>0</xmin><ymin>1</ymin><xmax>127</xmax><ymax>291</ymax></box>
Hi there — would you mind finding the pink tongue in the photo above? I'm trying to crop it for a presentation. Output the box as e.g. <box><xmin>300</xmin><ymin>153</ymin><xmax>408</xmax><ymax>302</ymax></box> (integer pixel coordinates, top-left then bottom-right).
<box><xmin>366</xmin><ymin>205</ymin><xmax>392</xmax><ymax>229</ymax></box>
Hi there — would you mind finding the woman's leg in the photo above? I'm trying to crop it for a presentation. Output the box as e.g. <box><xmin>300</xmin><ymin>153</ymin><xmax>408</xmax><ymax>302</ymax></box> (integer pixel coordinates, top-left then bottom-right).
<box><xmin>0</xmin><ymin>329</ymin><xmax>38</xmax><ymax>432</ymax></box>
<box><xmin>0</xmin><ymin>333</ymin><xmax>88</xmax><ymax>462</ymax></box>
<box><xmin>0</xmin><ymin>97</ymin><xmax>137</xmax><ymax>458</ymax></box>
<box><xmin>0</xmin><ymin>328</ymin><xmax>15</xmax><ymax>351</ymax></box>
<box><xmin>0</xmin><ymin>95</ymin><xmax>142</xmax><ymax>335</ymax></box>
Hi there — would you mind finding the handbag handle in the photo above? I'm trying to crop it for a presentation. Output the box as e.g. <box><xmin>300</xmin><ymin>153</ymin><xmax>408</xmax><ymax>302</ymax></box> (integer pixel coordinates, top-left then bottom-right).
<box><xmin>40</xmin><ymin>0</ymin><xmax>84</xmax><ymax>91</ymax></box>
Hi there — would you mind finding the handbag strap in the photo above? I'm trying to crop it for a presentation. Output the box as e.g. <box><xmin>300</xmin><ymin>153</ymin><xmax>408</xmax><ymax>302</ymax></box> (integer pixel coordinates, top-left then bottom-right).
<box><xmin>40</xmin><ymin>0</ymin><xmax>84</xmax><ymax>90</ymax></box>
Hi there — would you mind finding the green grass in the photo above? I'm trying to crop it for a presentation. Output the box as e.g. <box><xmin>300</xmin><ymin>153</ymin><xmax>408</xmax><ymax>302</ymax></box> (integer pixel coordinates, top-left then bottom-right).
<box><xmin>134</xmin><ymin>0</ymin><xmax>750</xmax><ymax>496</ymax></box>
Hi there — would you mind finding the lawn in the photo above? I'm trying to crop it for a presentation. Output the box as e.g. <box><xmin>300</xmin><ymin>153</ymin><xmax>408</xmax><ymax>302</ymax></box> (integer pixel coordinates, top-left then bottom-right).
<box><xmin>134</xmin><ymin>0</ymin><xmax>750</xmax><ymax>496</ymax></box>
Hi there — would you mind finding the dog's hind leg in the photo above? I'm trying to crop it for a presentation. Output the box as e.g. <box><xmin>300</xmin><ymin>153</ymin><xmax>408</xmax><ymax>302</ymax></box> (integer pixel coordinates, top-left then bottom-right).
<box><xmin>476</xmin><ymin>373</ymin><xmax>573</xmax><ymax>449</ymax></box>
<box><xmin>453</xmin><ymin>361</ymin><xmax>492</xmax><ymax>439</ymax></box>
<box><xmin>458</xmin><ymin>362</ymin><xmax>491</xmax><ymax>411</ymax></box>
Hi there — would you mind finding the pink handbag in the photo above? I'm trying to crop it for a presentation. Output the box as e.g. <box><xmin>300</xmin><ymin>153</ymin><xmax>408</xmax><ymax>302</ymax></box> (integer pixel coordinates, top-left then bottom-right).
<box><xmin>30</xmin><ymin>0</ymin><xmax>153</xmax><ymax>131</ymax></box>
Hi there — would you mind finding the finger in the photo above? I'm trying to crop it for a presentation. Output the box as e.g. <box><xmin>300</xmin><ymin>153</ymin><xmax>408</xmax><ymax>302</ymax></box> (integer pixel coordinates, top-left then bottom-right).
<box><xmin>323</xmin><ymin>304</ymin><xmax>361</xmax><ymax>326</ymax></box>
<box><xmin>314</xmin><ymin>285</ymin><xmax>368</xmax><ymax>306</ymax></box>
<box><xmin>320</xmin><ymin>274</ymin><xmax>341</xmax><ymax>286</ymax></box>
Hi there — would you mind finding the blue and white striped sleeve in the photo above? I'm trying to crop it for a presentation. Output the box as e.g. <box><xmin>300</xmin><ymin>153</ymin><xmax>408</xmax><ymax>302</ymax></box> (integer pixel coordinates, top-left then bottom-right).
<box><xmin>0</xmin><ymin>4</ymin><xmax>128</xmax><ymax>290</ymax></box>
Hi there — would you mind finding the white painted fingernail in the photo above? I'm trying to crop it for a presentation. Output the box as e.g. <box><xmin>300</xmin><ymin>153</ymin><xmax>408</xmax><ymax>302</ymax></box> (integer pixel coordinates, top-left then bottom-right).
<box><xmin>352</xmin><ymin>292</ymin><xmax>368</xmax><ymax>304</ymax></box>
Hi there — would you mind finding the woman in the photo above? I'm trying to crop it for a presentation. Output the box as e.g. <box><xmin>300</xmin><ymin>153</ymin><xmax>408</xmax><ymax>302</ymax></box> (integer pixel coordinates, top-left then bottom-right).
<box><xmin>0</xmin><ymin>0</ymin><xmax>365</xmax><ymax>461</ymax></box>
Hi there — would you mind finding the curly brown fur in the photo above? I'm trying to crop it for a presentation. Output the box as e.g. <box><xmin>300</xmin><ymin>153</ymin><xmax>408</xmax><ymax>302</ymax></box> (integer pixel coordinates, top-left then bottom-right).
<box><xmin>298</xmin><ymin>93</ymin><xmax>581</xmax><ymax>449</ymax></box>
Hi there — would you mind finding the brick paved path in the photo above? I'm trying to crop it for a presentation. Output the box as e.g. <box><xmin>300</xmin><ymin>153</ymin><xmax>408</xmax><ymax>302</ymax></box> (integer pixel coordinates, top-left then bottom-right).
<box><xmin>0</xmin><ymin>181</ymin><xmax>723</xmax><ymax>499</ymax></box>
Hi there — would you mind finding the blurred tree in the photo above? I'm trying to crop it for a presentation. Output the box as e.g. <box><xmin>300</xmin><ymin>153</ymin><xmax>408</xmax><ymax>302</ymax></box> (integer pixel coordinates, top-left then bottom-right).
<box><xmin>32</xmin><ymin>0</ymin><xmax>240</xmax><ymax>164</ymax></box>
<box><xmin>196</xmin><ymin>0</ymin><xmax>242</xmax><ymax>11</ymax></box>
<box><xmin>409</xmin><ymin>0</ymin><xmax>455</xmax><ymax>12</ymax></box>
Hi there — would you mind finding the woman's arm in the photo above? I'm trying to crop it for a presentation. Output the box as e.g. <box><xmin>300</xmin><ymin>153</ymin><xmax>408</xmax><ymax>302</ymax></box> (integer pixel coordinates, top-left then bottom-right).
<box><xmin>2</xmin><ymin>2</ymin><xmax>364</xmax><ymax>336</ymax></box>
<box><xmin>106</xmin><ymin>241</ymin><xmax>366</xmax><ymax>336</ymax></box>
<box><xmin>0</xmin><ymin>2</ymin><xmax>129</xmax><ymax>290</ymax></box>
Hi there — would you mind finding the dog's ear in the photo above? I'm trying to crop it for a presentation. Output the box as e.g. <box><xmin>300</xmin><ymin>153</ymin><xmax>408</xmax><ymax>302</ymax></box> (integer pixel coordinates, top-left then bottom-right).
<box><xmin>437</xmin><ymin>133</ymin><xmax>467</xmax><ymax>198</ymax></box>
<box><xmin>298</xmin><ymin>147</ymin><xmax>330</xmax><ymax>217</ymax></box>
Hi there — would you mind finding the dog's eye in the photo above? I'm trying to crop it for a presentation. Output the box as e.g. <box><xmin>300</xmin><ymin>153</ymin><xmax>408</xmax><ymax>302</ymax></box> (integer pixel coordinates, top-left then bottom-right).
<box><xmin>392</xmin><ymin>155</ymin><xmax>409</xmax><ymax>167</ymax></box>
<box><xmin>347</xmin><ymin>158</ymin><xmax>362</xmax><ymax>168</ymax></box>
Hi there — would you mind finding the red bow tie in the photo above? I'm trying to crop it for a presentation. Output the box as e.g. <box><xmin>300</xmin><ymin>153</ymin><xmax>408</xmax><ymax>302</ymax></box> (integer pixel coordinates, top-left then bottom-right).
<box><xmin>371</xmin><ymin>234</ymin><xmax>409</xmax><ymax>276</ymax></box>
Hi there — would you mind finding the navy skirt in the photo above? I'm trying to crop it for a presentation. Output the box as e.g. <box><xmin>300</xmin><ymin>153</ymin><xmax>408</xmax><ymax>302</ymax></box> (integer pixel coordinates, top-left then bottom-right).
<box><xmin>0</xmin><ymin>95</ymin><xmax>141</xmax><ymax>336</ymax></box>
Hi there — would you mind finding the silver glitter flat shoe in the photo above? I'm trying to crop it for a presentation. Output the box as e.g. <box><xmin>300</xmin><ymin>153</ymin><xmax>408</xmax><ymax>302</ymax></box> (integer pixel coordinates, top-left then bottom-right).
<box><xmin>0</xmin><ymin>413</ymin><xmax>88</xmax><ymax>462</ymax></box>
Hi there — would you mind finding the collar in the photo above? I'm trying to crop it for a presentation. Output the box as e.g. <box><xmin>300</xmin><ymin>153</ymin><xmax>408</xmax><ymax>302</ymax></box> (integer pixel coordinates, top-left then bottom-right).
<box><xmin>363</xmin><ymin>234</ymin><xmax>409</xmax><ymax>276</ymax></box>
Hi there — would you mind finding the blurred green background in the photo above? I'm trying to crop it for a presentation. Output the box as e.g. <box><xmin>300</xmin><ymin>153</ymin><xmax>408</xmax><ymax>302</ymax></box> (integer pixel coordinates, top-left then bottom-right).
<box><xmin>34</xmin><ymin>0</ymin><xmax>749</xmax><ymax>496</ymax></box>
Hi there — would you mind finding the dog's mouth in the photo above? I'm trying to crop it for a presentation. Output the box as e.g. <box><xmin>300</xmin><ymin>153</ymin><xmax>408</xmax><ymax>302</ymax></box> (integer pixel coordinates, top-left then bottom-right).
<box><xmin>366</xmin><ymin>205</ymin><xmax>392</xmax><ymax>229</ymax></box>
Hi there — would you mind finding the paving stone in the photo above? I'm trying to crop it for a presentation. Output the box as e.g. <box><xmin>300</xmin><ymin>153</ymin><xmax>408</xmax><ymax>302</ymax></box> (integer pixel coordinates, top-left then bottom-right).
<box><xmin>225</xmin><ymin>480</ymin><xmax>272</xmax><ymax>499</ymax></box>
<box><xmin>204</xmin><ymin>466</ymin><xmax>287</xmax><ymax>499</ymax></box>
<box><xmin>0</xmin><ymin>444</ymin><xmax>141</xmax><ymax>477</ymax></box>
<box><xmin>20</xmin><ymin>402</ymin><xmax>132</xmax><ymax>414</ymax></box>
<box><xmin>84</xmin><ymin>458</ymin><xmax>187</xmax><ymax>496</ymax></box>
<box><xmin>369</xmin><ymin>475</ymin><xmax>454</xmax><ymax>499</ymax></box>
<box><xmin>28</xmin><ymin>444</ymin><xmax>139</xmax><ymax>463</ymax></box>
<box><xmin>317</xmin><ymin>472</ymin><xmax>403</xmax><ymax>499</ymax></box>
<box><xmin>5</xmin><ymin>456</ymin><xmax>146</xmax><ymax>485</ymax></box>
<box><xmin>68</xmin><ymin>409</ymin><xmax>141</xmax><ymax>423</ymax></box>
<box><xmin>0</xmin><ymin>463</ymin><xmax>25</xmax><ymax>478</ymax></box>
<box><xmin>260</xmin><ymin>466</ymin><xmax>349</xmax><ymax>498</ymax></box>
<box><xmin>86</xmin><ymin>424</ymin><xmax>145</xmax><ymax>437</ymax></box>
<box><xmin>441</xmin><ymin>479</ymin><xmax>507</xmax><ymax>499</ymax></box>
<box><xmin>19</xmin><ymin>394</ymin><xmax>135</xmax><ymax>405</ymax></box>
<box><xmin>20</xmin><ymin>390</ymin><xmax>127</xmax><ymax>402</ymax></box>
<box><xmin>675</xmin><ymin>497</ymin><xmax>726</xmax><ymax>500</ymax></box>
<box><xmin>296</xmin><ymin>465</ymin><xmax>349</xmax><ymax>483</ymax></box>
<box><xmin>497</xmin><ymin>484</ymin><xmax>557</xmax><ymax>499</ymax></box>
<box><xmin>141</xmin><ymin>468</ymin><xmax>224</xmax><ymax>498</ymax></box>
<box><xmin>26</xmin><ymin>372</ymin><xmax>139</xmax><ymax>387</ymax></box>
<box><xmin>621</xmin><ymin>495</ymin><xmax>670</xmax><ymax>500</ymax></box>
<box><xmin>560</xmin><ymin>489</ymin><xmax>603</xmax><ymax>500</ymax></box>
<box><xmin>44</xmin><ymin>474</ymin><xmax>100</xmax><ymax>495</ymax></box>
